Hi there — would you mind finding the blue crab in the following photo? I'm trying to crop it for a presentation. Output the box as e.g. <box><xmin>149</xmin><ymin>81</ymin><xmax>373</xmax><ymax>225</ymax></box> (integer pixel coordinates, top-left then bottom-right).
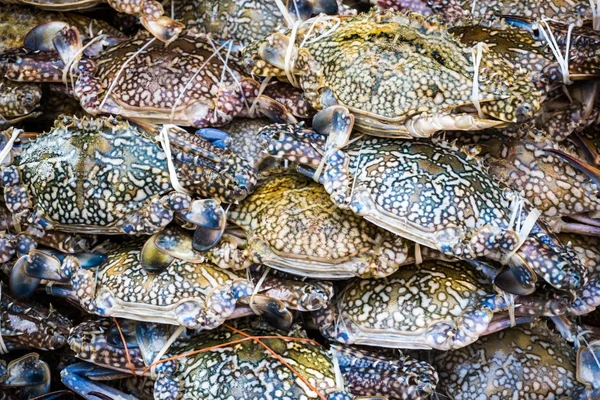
<box><xmin>206</xmin><ymin>173</ymin><xmax>410</xmax><ymax>279</ymax></box>
<box><xmin>245</xmin><ymin>9</ymin><xmax>541</xmax><ymax>138</ymax></box>
<box><xmin>258</xmin><ymin>107</ymin><xmax>586</xmax><ymax>293</ymax></box>
<box><xmin>10</xmin><ymin>227</ymin><xmax>334</xmax><ymax>329</ymax></box>
<box><xmin>434</xmin><ymin>322</ymin><xmax>600</xmax><ymax>399</ymax></box>
<box><xmin>61</xmin><ymin>318</ymin><xmax>437</xmax><ymax>399</ymax></box>
<box><xmin>312</xmin><ymin>259</ymin><xmax>562</xmax><ymax>350</ymax></box>
<box><xmin>2</xmin><ymin>26</ymin><xmax>297</xmax><ymax>129</ymax></box>
<box><xmin>0</xmin><ymin>115</ymin><xmax>257</xmax><ymax>262</ymax></box>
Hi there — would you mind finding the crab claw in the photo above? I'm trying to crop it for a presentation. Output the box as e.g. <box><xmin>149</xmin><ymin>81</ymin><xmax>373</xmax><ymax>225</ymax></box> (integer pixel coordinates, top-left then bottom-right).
<box><xmin>61</xmin><ymin>363</ymin><xmax>134</xmax><ymax>400</ymax></box>
<box><xmin>577</xmin><ymin>339</ymin><xmax>600</xmax><ymax>391</ymax></box>
<box><xmin>21</xmin><ymin>250</ymin><xmax>70</xmax><ymax>282</ymax></box>
<box><xmin>10</xmin><ymin>256</ymin><xmax>41</xmax><ymax>299</ymax></box>
<box><xmin>140</xmin><ymin>16</ymin><xmax>184</xmax><ymax>45</ymax></box>
<box><xmin>195</xmin><ymin>128</ymin><xmax>232</xmax><ymax>149</ymax></box>
<box><xmin>153</xmin><ymin>226</ymin><xmax>204</xmax><ymax>263</ymax></box>
<box><xmin>52</xmin><ymin>26</ymin><xmax>83</xmax><ymax>70</ymax></box>
<box><xmin>24</xmin><ymin>21</ymin><xmax>70</xmax><ymax>51</ymax></box>
<box><xmin>182</xmin><ymin>199</ymin><xmax>226</xmax><ymax>252</ymax></box>
<box><xmin>140</xmin><ymin>235</ymin><xmax>175</xmax><ymax>273</ymax></box>
<box><xmin>312</xmin><ymin>106</ymin><xmax>354</xmax><ymax>150</ymax></box>
<box><xmin>1</xmin><ymin>353</ymin><xmax>51</xmax><ymax>398</ymax></box>
<box><xmin>240</xmin><ymin>294</ymin><xmax>293</xmax><ymax>330</ymax></box>
<box><xmin>494</xmin><ymin>264</ymin><xmax>537</xmax><ymax>295</ymax></box>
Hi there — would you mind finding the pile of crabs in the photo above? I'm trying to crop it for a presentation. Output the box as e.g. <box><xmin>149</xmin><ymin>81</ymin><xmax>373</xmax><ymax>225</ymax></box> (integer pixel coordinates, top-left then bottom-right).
<box><xmin>1</xmin><ymin>0</ymin><xmax>600</xmax><ymax>398</ymax></box>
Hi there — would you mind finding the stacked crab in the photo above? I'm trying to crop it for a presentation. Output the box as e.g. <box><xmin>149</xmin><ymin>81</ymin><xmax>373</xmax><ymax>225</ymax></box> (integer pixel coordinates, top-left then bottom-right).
<box><xmin>0</xmin><ymin>0</ymin><xmax>599</xmax><ymax>399</ymax></box>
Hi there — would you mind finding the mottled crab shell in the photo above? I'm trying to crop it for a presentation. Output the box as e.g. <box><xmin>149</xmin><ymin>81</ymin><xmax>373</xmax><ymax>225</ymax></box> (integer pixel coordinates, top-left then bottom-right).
<box><xmin>17</xmin><ymin>116</ymin><xmax>171</xmax><ymax>232</ymax></box>
<box><xmin>82</xmin><ymin>30</ymin><xmax>258</xmax><ymax>127</ymax></box>
<box><xmin>159</xmin><ymin>322</ymin><xmax>338</xmax><ymax>400</ymax></box>
<box><xmin>72</xmin><ymin>240</ymin><xmax>253</xmax><ymax>329</ymax></box>
<box><xmin>434</xmin><ymin>322</ymin><xmax>590</xmax><ymax>400</ymax></box>
<box><xmin>246</xmin><ymin>10</ymin><xmax>540</xmax><ymax>137</ymax></box>
<box><xmin>461</xmin><ymin>0</ymin><xmax>594</xmax><ymax>22</ymax></box>
<box><xmin>314</xmin><ymin>260</ymin><xmax>504</xmax><ymax>350</ymax></box>
<box><xmin>452</xmin><ymin>133</ymin><xmax>600</xmax><ymax>232</ymax></box>
<box><xmin>219</xmin><ymin>174</ymin><xmax>409</xmax><ymax>278</ymax></box>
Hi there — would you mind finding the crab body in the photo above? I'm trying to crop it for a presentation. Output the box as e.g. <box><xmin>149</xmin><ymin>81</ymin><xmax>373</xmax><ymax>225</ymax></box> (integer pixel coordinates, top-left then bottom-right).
<box><xmin>0</xmin><ymin>5</ymin><xmax>120</xmax><ymax>127</ymax></box>
<box><xmin>17</xmin><ymin>239</ymin><xmax>255</xmax><ymax>329</ymax></box>
<box><xmin>246</xmin><ymin>10</ymin><xmax>541</xmax><ymax>138</ymax></box>
<box><xmin>208</xmin><ymin>174</ymin><xmax>410</xmax><ymax>279</ymax></box>
<box><xmin>3</xmin><ymin>28</ymin><xmax>296</xmax><ymax>129</ymax></box>
<box><xmin>175</xmin><ymin>0</ymin><xmax>351</xmax><ymax>49</ymax></box>
<box><xmin>434</xmin><ymin>322</ymin><xmax>599</xmax><ymax>399</ymax></box>
<box><xmin>64</xmin><ymin>319</ymin><xmax>348</xmax><ymax>400</ymax></box>
<box><xmin>314</xmin><ymin>260</ymin><xmax>525</xmax><ymax>350</ymax></box>
<box><xmin>0</xmin><ymin>115</ymin><xmax>256</xmax><ymax>251</ymax></box>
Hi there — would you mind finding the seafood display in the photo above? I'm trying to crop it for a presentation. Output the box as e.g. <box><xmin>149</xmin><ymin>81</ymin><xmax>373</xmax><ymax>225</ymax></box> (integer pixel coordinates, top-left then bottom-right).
<box><xmin>0</xmin><ymin>0</ymin><xmax>599</xmax><ymax>399</ymax></box>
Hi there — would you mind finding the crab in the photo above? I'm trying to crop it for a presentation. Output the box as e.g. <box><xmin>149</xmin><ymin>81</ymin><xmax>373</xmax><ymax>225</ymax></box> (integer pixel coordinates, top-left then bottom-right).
<box><xmin>10</xmin><ymin>227</ymin><xmax>335</xmax><ymax>329</ymax></box>
<box><xmin>2</xmin><ymin>26</ymin><xmax>297</xmax><ymax>129</ymax></box>
<box><xmin>365</xmin><ymin>0</ymin><xmax>598</xmax><ymax>27</ymax></box>
<box><xmin>0</xmin><ymin>115</ymin><xmax>258</xmax><ymax>262</ymax></box>
<box><xmin>174</xmin><ymin>0</ymin><xmax>352</xmax><ymax>50</ymax></box>
<box><xmin>206</xmin><ymin>173</ymin><xmax>410</xmax><ymax>279</ymax></box>
<box><xmin>258</xmin><ymin>107</ymin><xmax>586</xmax><ymax>293</ymax></box>
<box><xmin>433</xmin><ymin>322</ymin><xmax>600</xmax><ymax>399</ymax></box>
<box><xmin>451</xmin><ymin>19</ymin><xmax>600</xmax><ymax>102</ymax></box>
<box><xmin>0</xmin><ymin>0</ymin><xmax>184</xmax><ymax>43</ymax></box>
<box><xmin>62</xmin><ymin>318</ymin><xmax>437</xmax><ymax>400</ymax></box>
<box><xmin>312</xmin><ymin>259</ymin><xmax>566</xmax><ymax>351</ymax></box>
<box><xmin>244</xmin><ymin>9</ymin><xmax>541</xmax><ymax>138</ymax></box>
<box><xmin>332</xmin><ymin>344</ymin><xmax>438</xmax><ymax>399</ymax></box>
<box><xmin>61</xmin><ymin>319</ymin><xmax>353</xmax><ymax>400</ymax></box>
<box><xmin>1</xmin><ymin>283</ymin><xmax>71</xmax><ymax>352</ymax></box>
<box><xmin>446</xmin><ymin>131</ymin><xmax>600</xmax><ymax>236</ymax></box>
<box><xmin>0</xmin><ymin>353</ymin><xmax>52</xmax><ymax>399</ymax></box>
<box><xmin>0</xmin><ymin>5</ymin><xmax>122</xmax><ymax>128</ymax></box>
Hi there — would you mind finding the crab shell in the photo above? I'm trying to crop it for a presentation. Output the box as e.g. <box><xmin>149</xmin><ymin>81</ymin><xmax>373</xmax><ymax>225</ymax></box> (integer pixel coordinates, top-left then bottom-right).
<box><xmin>245</xmin><ymin>10</ymin><xmax>541</xmax><ymax>138</ymax></box>
<box><xmin>451</xmin><ymin>133</ymin><xmax>600</xmax><ymax>234</ymax></box>
<box><xmin>175</xmin><ymin>0</ymin><xmax>350</xmax><ymax>49</ymax></box>
<box><xmin>67</xmin><ymin>319</ymin><xmax>342</xmax><ymax>399</ymax></box>
<box><xmin>9</xmin><ymin>115</ymin><xmax>255</xmax><ymax>234</ymax></box>
<box><xmin>210</xmin><ymin>174</ymin><xmax>409</xmax><ymax>279</ymax></box>
<box><xmin>70</xmin><ymin>29</ymin><xmax>294</xmax><ymax>129</ymax></box>
<box><xmin>313</xmin><ymin>260</ymin><xmax>509</xmax><ymax>350</ymax></box>
<box><xmin>70</xmin><ymin>239</ymin><xmax>254</xmax><ymax>329</ymax></box>
<box><xmin>0</xmin><ymin>0</ymin><xmax>184</xmax><ymax>43</ymax></box>
<box><xmin>434</xmin><ymin>322</ymin><xmax>594</xmax><ymax>399</ymax></box>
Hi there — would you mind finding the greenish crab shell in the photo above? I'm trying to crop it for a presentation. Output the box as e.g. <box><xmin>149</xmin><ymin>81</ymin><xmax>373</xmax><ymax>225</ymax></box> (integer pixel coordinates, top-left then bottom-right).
<box><xmin>218</xmin><ymin>173</ymin><xmax>409</xmax><ymax>279</ymax></box>
<box><xmin>18</xmin><ymin>116</ymin><xmax>170</xmax><ymax>231</ymax></box>
<box><xmin>433</xmin><ymin>322</ymin><xmax>590</xmax><ymax>400</ymax></box>
<box><xmin>15</xmin><ymin>115</ymin><xmax>255</xmax><ymax>233</ymax></box>
<box><xmin>246</xmin><ymin>10</ymin><xmax>541</xmax><ymax>137</ymax></box>
<box><xmin>71</xmin><ymin>239</ymin><xmax>254</xmax><ymax>329</ymax></box>
<box><xmin>162</xmin><ymin>323</ymin><xmax>338</xmax><ymax>400</ymax></box>
<box><xmin>313</xmin><ymin>260</ymin><xmax>506</xmax><ymax>350</ymax></box>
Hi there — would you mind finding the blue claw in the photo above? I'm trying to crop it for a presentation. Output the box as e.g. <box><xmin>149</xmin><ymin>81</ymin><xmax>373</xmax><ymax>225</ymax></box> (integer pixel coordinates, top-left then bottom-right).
<box><xmin>195</xmin><ymin>128</ymin><xmax>231</xmax><ymax>148</ymax></box>
<box><xmin>61</xmin><ymin>363</ymin><xmax>134</xmax><ymax>400</ymax></box>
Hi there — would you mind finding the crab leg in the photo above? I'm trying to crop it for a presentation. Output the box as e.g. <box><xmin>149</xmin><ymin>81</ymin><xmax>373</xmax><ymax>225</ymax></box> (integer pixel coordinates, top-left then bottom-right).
<box><xmin>61</xmin><ymin>363</ymin><xmax>137</xmax><ymax>400</ymax></box>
